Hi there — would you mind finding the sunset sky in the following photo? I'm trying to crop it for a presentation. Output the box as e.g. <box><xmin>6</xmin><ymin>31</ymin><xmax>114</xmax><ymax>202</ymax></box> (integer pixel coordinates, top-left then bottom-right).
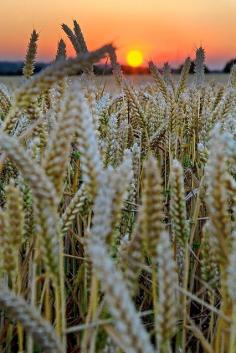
<box><xmin>1</xmin><ymin>0</ymin><xmax>236</xmax><ymax>69</ymax></box>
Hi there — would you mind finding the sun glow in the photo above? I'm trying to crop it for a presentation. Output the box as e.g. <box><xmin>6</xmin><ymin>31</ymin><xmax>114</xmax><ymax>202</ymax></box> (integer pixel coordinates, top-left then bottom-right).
<box><xmin>126</xmin><ymin>50</ymin><xmax>143</xmax><ymax>67</ymax></box>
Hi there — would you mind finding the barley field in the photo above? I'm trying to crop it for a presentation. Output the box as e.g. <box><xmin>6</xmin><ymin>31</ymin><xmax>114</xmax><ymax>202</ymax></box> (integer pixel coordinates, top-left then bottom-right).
<box><xmin>0</xmin><ymin>21</ymin><xmax>235</xmax><ymax>353</ymax></box>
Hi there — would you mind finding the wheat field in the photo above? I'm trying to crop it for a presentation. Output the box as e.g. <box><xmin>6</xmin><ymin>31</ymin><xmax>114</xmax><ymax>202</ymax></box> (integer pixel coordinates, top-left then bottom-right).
<box><xmin>0</xmin><ymin>21</ymin><xmax>235</xmax><ymax>353</ymax></box>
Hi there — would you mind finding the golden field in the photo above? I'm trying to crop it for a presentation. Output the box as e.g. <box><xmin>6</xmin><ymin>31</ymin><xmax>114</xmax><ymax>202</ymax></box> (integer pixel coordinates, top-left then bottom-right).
<box><xmin>0</xmin><ymin>22</ymin><xmax>235</xmax><ymax>353</ymax></box>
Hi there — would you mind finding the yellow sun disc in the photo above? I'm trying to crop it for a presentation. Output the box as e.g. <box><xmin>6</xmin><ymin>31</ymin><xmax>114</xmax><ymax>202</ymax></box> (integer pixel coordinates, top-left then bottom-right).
<box><xmin>127</xmin><ymin>50</ymin><xmax>143</xmax><ymax>68</ymax></box>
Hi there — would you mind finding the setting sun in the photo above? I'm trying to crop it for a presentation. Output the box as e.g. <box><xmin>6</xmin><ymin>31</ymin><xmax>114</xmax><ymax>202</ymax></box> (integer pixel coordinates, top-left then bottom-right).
<box><xmin>126</xmin><ymin>50</ymin><xmax>144</xmax><ymax>68</ymax></box>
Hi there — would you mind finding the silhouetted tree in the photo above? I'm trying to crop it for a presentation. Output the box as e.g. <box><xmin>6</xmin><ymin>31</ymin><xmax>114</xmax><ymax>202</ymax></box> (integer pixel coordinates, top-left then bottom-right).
<box><xmin>223</xmin><ymin>59</ymin><xmax>236</xmax><ymax>73</ymax></box>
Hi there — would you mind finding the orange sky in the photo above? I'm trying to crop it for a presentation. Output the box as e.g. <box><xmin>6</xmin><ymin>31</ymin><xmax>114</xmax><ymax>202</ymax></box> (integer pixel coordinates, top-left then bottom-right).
<box><xmin>1</xmin><ymin>0</ymin><xmax>236</xmax><ymax>68</ymax></box>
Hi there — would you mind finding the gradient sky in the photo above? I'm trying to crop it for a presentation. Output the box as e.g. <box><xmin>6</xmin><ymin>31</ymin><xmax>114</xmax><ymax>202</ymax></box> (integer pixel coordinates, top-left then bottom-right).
<box><xmin>1</xmin><ymin>0</ymin><xmax>236</xmax><ymax>68</ymax></box>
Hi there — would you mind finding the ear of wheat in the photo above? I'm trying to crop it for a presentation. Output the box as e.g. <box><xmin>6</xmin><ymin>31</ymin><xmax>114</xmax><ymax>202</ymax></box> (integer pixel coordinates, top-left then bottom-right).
<box><xmin>0</xmin><ymin>19</ymin><xmax>235</xmax><ymax>353</ymax></box>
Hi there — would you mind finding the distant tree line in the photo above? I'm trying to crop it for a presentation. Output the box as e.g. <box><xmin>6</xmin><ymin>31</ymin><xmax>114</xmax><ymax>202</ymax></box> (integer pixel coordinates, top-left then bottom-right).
<box><xmin>223</xmin><ymin>59</ymin><xmax>236</xmax><ymax>73</ymax></box>
<box><xmin>0</xmin><ymin>62</ymin><xmax>48</xmax><ymax>76</ymax></box>
<box><xmin>0</xmin><ymin>58</ymin><xmax>235</xmax><ymax>76</ymax></box>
